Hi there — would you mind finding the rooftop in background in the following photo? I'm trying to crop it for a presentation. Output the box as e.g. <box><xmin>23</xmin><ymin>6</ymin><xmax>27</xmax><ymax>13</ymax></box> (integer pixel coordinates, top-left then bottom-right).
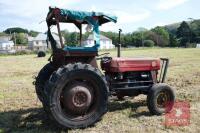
<box><xmin>0</xmin><ymin>40</ymin><xmax>13</xmax><ymax>43</ymax></box>
<box><xmin>30</xmin><ymin>33</ymin><xmax>61</xmax><ymax>41</ymax></box>
<box><xmin>0</xmin><ymin>35</ymin><xmax>12</xmax><ymax>42</ymax></box>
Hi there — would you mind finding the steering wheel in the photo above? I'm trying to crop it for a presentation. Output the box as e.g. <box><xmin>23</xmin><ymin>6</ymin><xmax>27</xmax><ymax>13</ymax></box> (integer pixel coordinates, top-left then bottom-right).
<box><xmin>101</xmin><ymin>56</ymin><xmax>112</xmax><ymax>63</ymax></box>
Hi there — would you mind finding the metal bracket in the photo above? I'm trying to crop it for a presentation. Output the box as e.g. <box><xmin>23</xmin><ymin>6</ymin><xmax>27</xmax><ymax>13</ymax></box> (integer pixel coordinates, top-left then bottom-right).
<box><xmin>159</xmin><ymin>58</ymin><xmax>169</xmax><ymax>83</ymax></box>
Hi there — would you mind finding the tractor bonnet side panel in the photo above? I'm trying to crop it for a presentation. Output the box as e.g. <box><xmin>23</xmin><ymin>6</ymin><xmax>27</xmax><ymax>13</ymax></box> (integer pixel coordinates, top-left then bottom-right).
<box><xmin>102</xmin><ymin>57</ymin><xmax>161</xmax><ymax>72</ymax></box>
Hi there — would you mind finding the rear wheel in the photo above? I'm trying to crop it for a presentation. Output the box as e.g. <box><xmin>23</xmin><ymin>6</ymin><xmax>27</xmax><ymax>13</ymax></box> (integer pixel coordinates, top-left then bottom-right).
<box><xmin>44</xmin><ymin>63</ymin><xmax>108</xmax><ymax>129</ymax></box>
<box><xmin>147</xmin><ymin>83</ymin><xmax>175</xmax><ymax>115</ymax></box>
<box><xmin>35</xmin><ymin>63</ymin><xmax>55</xmax><ymax>103</ymax></box>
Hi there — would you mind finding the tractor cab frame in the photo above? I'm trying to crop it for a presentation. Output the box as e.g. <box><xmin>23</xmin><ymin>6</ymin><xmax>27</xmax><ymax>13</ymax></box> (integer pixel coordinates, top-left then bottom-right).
<box><xmin>46</xmin><ymin>7</ymin><xmax>117</xmax><ymax>67</ymax></box>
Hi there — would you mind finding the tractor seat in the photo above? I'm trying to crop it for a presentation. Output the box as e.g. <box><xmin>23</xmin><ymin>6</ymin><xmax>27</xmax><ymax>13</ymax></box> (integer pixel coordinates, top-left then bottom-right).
<box><xmin>101</xmin><ymin>57</ymin><xmax>161</xmax><ymax>72</ymax></box>
<box><xmin>63</xmin><ymin>46</ymin><xmax>98</xmax><ymax>56</ymax></box>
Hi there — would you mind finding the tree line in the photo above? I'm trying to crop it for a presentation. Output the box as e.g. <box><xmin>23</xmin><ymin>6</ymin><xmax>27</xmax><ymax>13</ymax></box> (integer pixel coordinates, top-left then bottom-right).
<box><xmin>103</xmin><ymin>20</ymin><xmax>200</xmax><ymax>48</ymax></box>
<box><xmin>1</xmin><ymin>19</ymin><xmax>200</xmax><ymax>47</ymax></box>
<box><xmin>61</xmin><ymin>19</ymin><xmax>200</xmax><ymax>48</ymax></box>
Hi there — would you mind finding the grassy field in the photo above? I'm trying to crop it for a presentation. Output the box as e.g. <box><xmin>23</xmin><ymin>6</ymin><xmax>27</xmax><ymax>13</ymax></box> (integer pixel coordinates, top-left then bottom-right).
<box><xmin>0</xmin><ymin>48</ymin><xmax>200</xmax><ymax>133</ymax></box>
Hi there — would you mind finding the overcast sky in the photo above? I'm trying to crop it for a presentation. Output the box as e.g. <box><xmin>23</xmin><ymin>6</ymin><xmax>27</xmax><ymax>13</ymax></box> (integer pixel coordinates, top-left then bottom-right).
<box><xmin>0</xmin><ymin>0</ymin><xmax>199</xmax><ymax>33</ymax></box>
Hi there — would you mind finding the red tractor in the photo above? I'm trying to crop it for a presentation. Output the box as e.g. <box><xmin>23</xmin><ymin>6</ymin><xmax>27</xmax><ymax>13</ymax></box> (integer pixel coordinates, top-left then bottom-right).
<box><xmin>35</xmin><ymin>7</ymin><xmax>175</xmax><ymax>129</ymax></box>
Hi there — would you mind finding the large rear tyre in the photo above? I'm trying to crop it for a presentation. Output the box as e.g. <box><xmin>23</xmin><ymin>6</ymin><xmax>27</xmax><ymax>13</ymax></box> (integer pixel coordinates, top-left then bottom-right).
<box><xmin>147</xmin><ymin>83</ymin><xmax>175</xmax><ymax>115</ymax></box>
<box><xmin>44</xmin><ymin>63</ymin><xmax>108</xmax><ymax>129</ymax></box>
<box><xmin>35</xmin><ymin>63</ymin><xmax>55</xmax><ymax>103</ymax></box>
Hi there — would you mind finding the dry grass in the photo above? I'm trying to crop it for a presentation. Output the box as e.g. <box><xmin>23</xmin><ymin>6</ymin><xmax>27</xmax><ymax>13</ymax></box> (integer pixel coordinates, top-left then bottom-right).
<box><xmin>0</xmin><ymin>48</ymin><xmax>200</xmax><ymax>133</ymax></box>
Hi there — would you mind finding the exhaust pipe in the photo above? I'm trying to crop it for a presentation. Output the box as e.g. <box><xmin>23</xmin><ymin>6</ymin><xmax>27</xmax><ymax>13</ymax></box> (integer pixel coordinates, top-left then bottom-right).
<box><xmin>118</xmin><ymin>29</ymin><xmax>122</xmax><ymax>57</ymax></box>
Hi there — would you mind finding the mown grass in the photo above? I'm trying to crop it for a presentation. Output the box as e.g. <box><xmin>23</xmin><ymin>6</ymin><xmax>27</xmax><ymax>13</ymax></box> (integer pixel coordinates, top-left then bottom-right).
<box><xmin>0</xmin><ymin>48</ymin><xmax>200</xmax><ymax>133</ymax></box>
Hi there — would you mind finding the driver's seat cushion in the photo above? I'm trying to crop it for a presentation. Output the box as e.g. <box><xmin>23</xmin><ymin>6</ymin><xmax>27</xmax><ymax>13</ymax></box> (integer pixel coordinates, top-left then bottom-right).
<box><xmin>63</xmin><ymin>46</ymin><xmax>98</xmax><ymax>56</ymax></box>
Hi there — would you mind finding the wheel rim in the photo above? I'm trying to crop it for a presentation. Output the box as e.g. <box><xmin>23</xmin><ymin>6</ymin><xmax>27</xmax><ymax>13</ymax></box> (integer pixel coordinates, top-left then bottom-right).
<box><xmin>62</xmin><ymin>82</ymin><xmax>94</xmax><ymax>115</ymax></box>
<box><xmin>59</xmin><ymin>77</ymin><xmax>99</xmax><ymax>120</ymax></box>
<box><xmin>156</xmin><ymin>91</ymin><xmax>170</xmax><ymax>108</ymax></box>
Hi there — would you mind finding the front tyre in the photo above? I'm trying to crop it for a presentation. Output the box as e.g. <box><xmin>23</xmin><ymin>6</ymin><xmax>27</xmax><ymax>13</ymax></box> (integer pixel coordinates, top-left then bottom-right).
<box><xmin>44</xmin><ymin>63</ymin><xmax>108</xmax><ymax>129</ymax></box>
<box><xmin>147</xmin><ymin>83</ymin><xmax>175</xmax><ymax>115</ymax></box>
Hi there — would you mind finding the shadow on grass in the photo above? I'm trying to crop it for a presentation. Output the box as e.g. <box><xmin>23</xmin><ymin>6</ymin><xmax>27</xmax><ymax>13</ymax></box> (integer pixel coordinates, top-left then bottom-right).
<box><xmin>0</xmin><ymin>108</ymin><xmax>65</xmax><ymax>133</ymax></box>
<box><xmin>0</xmin><ymin>99</ymin><xmax>151</xmax><ymax>132</ymax></box>
<box><xmin>108</xmin><ymin>98</ymin><xmax>151</xmax><ymax>118</ymax></box>
<box><xmin>108</xmin><ymin>99</ymin><xmax>145</xmax><ymax>112</ymax></box>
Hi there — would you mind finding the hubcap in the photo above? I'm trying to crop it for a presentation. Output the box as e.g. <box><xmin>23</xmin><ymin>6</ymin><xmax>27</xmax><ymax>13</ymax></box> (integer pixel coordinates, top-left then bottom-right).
<box><xmin>62</xmin><ymin>82</ymin><xmax>93</xmax><ymax>115</ymax></box>
<box><xmin>73</xmin><ymin>91</ymin><xmax>88</xmax><ymax>107</ymax></box>
<box><xmin>156</xmin><ymin>91</ymin><xmax>170</xmax><ymax>108</ymax></box>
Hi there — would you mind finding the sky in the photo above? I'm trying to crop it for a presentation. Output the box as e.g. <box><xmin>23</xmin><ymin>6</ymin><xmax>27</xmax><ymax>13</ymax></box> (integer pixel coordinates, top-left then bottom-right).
<box><xmin>0</xmin><ymin>0</ymin><xmax>199</xmax><ymax>33</ymax></box>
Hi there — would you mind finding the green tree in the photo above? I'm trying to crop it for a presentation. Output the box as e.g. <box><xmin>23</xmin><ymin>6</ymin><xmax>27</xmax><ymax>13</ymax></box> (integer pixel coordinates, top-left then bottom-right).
<box><xmin>4</xmin><ymin>27</ymin><xmax>28</xmax><ymax>34</ymax></box>
<box><xmin>165</xmin><ymin>24</ymin><xmax>179</xmax><ymax>36</ymax></box>
<box><xmin>169</xmin><ymin>34</ymin><xmax>179</xmax><ymax>47</ymax></box>
<box><xmin>176</xmin><ymin>21</ymin><xmax>193</xmax><ymax>47</ymax></box>
<box><xmin>190</xmin><ymin>19</ymin><xmax>200</xmax><ymax>43</ymax></box>
<box><xmin>29</xmin><ymin>30</ymin><xmax>39</xmax><ymax>37</ymax></box>
<box><xmin>130</xmin><ymin>32</ymin><xmax>139</xmax><ymax>47</ymax></box>
<box><xmin>69</xmin><ymin>32</ymin><xmax>78</xmax><ymax>46</ymax></box>
<box><xmin>151</xmin><ymin>26</ymin><xmax>170</xmax><ymax>47</ymax></box>
<box><xmin>12</xmin><ymin>33</ymin><xmax>28</xmax><ymax>45</ymax></box>
<box><xmin>146</xmin><ymin>31</ymin><xmax>161</xmax><ymax>46</ymax></box>
<box><xmin>143</xmin><ymin>40</ymin><xmax>155</xmax><ymax>47</ymax></box>
<box><xmin>123</xmin><ymin>33</ymin><xmax>133</xmax><ymax>47</ymax></box>
<box><xmin>131</xmin><ymin>31</ymin><xmax>145</xmax><ymax>47</ymax></box>
<box><xmin>137</xmin><ymin>28</ymin><xmax>149</xmax><ymax>47</ymax></box>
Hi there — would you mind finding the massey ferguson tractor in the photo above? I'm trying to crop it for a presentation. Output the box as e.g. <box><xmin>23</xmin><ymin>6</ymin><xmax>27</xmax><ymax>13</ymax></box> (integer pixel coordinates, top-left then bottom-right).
<box><xmin>35</xmin><ymin>7</ymin><xmax>175</xmax><ymax>129</ymax></box>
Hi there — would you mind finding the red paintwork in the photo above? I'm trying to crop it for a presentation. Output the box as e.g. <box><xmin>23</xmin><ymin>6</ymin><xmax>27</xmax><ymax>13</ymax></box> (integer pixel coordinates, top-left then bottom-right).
<box><xmin>101</xmin><ymin>57</ymin><xmax>161</xmax><ymax>72</ymax></box>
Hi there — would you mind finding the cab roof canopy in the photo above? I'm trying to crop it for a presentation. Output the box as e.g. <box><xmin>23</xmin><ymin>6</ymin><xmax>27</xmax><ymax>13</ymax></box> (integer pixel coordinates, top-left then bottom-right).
<box><xmin>46</xmin><ymin>7</ymin><xmax>117</xmax><ymax>27</ymax></box>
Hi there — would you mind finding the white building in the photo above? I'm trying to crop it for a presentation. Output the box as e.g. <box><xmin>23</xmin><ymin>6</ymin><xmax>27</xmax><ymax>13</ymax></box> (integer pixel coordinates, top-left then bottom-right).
<box><xmin>0</xmin><ymin>36</ymin><xmax>11</xmax><ymax>42</ymax></box>
<box><xmin>82</xmin><ymin>34</ymin><xmax>115</xmax><ymax>49</ymax></box>
<box><xmin>28</xmin><ymin>33</ymin><xmax>64</xmax><ymax>51</ymax></box>
<box><xmin>0</xmin><ymin>40</ymin><xmax>14</xmax><ymax>50</ymax></box>
<box><xmin>196</xmin><ymin>44</ymin><xmax>200</xmax><ymax>48</ymax></box>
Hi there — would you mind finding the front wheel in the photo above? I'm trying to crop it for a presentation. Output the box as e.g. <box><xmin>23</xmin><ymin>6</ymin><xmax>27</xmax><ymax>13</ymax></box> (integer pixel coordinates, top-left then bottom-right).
<box><xmin>147</xmin><ymin>83</ymin><xmax>175</xmax><ymax>115</ymax></box>
<box><xmin>44</xmin><ymin>63</ymin><xmax>109</xmax><ymax>129</ymax></box>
